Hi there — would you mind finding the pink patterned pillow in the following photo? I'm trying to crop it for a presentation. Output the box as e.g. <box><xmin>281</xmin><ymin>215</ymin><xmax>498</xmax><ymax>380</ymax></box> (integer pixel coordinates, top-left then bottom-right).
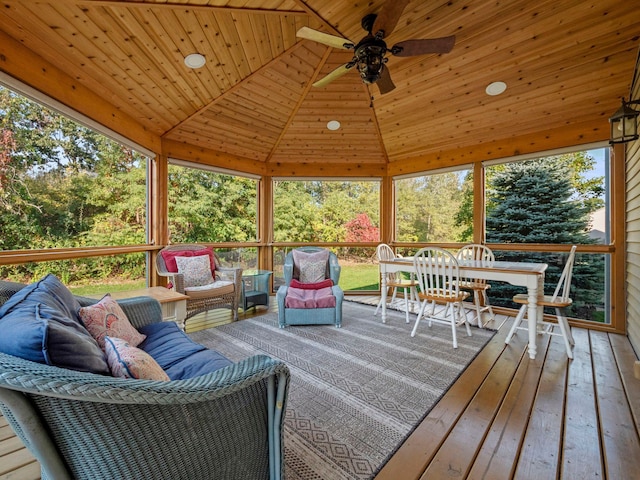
<box><xmin>292</xmin><ymin>249</ymin><xmax>330</xmax><ymax>283</ymax></box>
<box><xmin>104</xmin><ymin>336</ymin><xmax>169</xmax><ymax>381</ymax></box>
<box><xmin>78</xmin><ymin>294</ymin><xmax>146</xmax><ymax>350</ymax></box>
<box><xmin>176</xmin><ymin>254</ymin><xmax>215</xmax><ymax>287</ymax></box>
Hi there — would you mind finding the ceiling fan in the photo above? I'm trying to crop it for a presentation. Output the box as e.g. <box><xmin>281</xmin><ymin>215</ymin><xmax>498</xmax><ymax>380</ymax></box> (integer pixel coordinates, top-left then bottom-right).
<box><xmin>297</xmin><ymin>0</ymin><xmax>455</xmax><ymax>94</ymax></box>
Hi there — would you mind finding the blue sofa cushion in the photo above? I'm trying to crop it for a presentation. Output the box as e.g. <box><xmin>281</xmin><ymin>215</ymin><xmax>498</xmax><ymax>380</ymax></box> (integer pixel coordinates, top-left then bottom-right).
<box><xmin>0</xmin><ymin>274</ymin><xmax>109</xmax><ymax>374</ymax></box>
<box><xmin>1</xmin><ymin>273</ymin><xmax>82</xmax><ymax>319</ymax></box>
<box><xmin>138</xmin><ymin>322</ymin><xmax>232</xmax><ymax>380</ymax></box>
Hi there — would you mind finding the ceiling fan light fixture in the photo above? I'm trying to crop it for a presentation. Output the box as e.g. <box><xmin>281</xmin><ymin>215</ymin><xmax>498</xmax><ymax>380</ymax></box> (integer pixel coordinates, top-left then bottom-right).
<box><xmin>486</xmin><ymin>81</ymin><xmax>507</xmax><ymax>96</ymax></box>
<box><xmin>184</xmin><ymin>53</ymin><xmax>206</xmax><ymax>69</ymax></box>
<box><xmin>355</xmin><ymin>39</ymin><xmax>387</xmax><ymax>84</ymax></box>
<box><xmin>327</xmin><ymin>120</ymin><xmax>341</xmax><ymax>131</ymax></box>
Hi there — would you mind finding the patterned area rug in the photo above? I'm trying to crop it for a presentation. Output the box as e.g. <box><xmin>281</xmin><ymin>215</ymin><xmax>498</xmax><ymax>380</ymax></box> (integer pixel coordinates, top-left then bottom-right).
<box><xmin>189</xmin><ymin>301</ymin><xmax>495</xmax><ymax>480</ymax></box>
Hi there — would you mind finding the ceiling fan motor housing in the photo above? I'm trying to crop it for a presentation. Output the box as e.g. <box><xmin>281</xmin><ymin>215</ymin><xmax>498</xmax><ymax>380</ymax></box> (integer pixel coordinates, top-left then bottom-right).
<box><xmin>354</xmin><ymin>35</ymin><xmax>388</xmax><ymax>84</ymax></box>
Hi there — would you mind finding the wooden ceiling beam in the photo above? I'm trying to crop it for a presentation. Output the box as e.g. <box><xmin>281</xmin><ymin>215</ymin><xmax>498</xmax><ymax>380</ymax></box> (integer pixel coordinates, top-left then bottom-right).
<box><xmin>291</xmin><ymin>0</ymin><xmax>344</xmax><ymax>37</ymax></box>
<box><xmin>387</xmin><ymin>119</ymin><xmax>609</xmax><ymax>177</ymax></box>
<box><xmin>72</xmin><ymin>1</ymin><xmax>304</xmax><ymax>15</ymax></box>
<box><xmin>364</xmin><ymin>83</ymin><xmax>390</xmax><ymax>164</ymax></box>
<box><xmin>266</xmin><ymin>161</ymin><xmax>387</xmax><ymax>178</ymax></box>
<box><xmin>162</xmin><ymin>139</ymin><xmax>265</xmax><ymax>176</ymax></box>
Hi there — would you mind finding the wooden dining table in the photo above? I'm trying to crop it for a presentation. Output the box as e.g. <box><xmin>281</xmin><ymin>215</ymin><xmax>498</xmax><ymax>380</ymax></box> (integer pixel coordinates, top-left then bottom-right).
<box><xmin>379</xmin><ymin>257</ymin><xmax>548</xmax><ymax>359</ymax></box>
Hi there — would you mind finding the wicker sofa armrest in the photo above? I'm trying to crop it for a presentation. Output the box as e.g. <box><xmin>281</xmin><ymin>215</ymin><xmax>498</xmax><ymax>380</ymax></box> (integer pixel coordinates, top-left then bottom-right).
<box><xmin>0</xmin><ymin>352</ymin><xmax>289</xmax><ymax>480</ymax></box>
<box><xmin>116</xmin><ymin>296</ymin><xmax>164</xmax><ymax>329</ymax></box>
<box><xmin>0</xmin><ymin>280</ymin><xmax>26</xmax><ymax>305</ymax></box>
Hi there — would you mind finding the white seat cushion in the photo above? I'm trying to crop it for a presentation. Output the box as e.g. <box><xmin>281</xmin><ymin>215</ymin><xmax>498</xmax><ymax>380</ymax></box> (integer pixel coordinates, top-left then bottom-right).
<box><xmin>185</xmin><ymin>280</ymin><xmax>234</xmax><ymax>299</ymax></box>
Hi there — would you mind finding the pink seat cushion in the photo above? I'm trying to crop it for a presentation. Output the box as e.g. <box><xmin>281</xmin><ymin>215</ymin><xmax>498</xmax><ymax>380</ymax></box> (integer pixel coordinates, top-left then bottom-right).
<box><xmin>289</xmin><ymin>279</ymin><xmax>333</xmax><ymax>290</ymax></box>
<box><xmin>285</xmin><ymin>286</ymin><xmax>336</xmax><ymax>309</ymax></box>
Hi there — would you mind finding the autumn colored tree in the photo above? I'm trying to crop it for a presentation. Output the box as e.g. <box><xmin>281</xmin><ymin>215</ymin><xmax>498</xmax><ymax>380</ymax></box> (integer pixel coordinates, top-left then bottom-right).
<box><xmin>345</xmin><ymin>213</ymin><xmax>379</xmax><ymax>242</ymax></box>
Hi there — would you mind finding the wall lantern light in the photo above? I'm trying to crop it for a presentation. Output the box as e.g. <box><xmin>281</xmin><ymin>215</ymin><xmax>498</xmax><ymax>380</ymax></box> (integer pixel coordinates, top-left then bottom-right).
<box><xmin>609</xmin><ymin>97</ymin><xmax>640</xmax><ymax>144</ymax></box>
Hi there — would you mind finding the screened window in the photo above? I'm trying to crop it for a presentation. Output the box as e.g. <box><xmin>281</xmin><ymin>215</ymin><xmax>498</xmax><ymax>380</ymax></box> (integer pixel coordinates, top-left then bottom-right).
<box><xmin>483</xmin><ymin>147</ymin><xmax>609</xmax><ymax>324</ymax></box>
<box><xmin>395</xmin><ymin>167</ymin><xmax>472</xmax><ymax>243</ymax></box>
<box><xmin>484</xmin><ymin>148</ymin><xmax>608</xmax><ymax>245</ymax></box>
<box><xmin>0</xmin><ymin>85</ymin><xmax>149</xmax><ymax>251</ymax></box>
<box><xmin>167</xmin><ymin>163</ymin><xmax>258</xmax><ymax>243</ymax></box>
<box><xmin>0</xmin><ymin>85</ymin><xmax>150</xmax><ymax>288</ymax></box>
<box><xmin>272</xmin><ymin>179</ymin><xmax>380</xmax><ymax>243</ymax></box>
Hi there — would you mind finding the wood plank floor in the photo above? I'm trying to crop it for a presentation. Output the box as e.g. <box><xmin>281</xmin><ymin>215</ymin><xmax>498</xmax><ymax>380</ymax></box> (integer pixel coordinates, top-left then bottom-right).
<box><xmin>2</xmin><ymin>299</ymin><xmax>640</xmax><ymax>480</ymax></box>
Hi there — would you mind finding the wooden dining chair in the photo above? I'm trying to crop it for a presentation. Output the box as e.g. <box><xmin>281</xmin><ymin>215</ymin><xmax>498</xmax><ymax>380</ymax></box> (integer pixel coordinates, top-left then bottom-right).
<box><xmin>456</xmin><ymin>244</ymin><xmax>496</xmax><ymax>328</ymax></box>
<box><xmin>411</xmin><ymin>247</ymin><xmax>472</xmax><ymax>348</ymax></box>
<box><xmin>374</xmin><ymin>244</ymin><xmax>419</xmax><ymax>323</ymax></box>
<box><xmin>504</xmin><ymin>245</ymin><xmax>577</xmax><ymax>359</ymax></box>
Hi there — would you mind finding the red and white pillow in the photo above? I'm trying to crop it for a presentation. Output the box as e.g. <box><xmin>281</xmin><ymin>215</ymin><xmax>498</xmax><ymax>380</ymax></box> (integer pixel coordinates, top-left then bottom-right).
<box><xmin>78</xmin><ymin>294</ymin><xmax>146</xmax><ymax>350</ymax></box>
<box><xmin>160</xmin><ymin>248</ymin><xmax>216</xmax><ymax>278</ymax></box>
<box><xmin>104</xmin><ymin>336</ymin><xmax>169</xmax><ymax>381</ymax></box>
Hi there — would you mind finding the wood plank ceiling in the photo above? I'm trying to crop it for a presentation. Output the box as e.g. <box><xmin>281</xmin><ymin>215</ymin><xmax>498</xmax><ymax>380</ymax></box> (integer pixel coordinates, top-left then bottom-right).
<box><xmin>0</xmin><ymin>0</ymin><xmax>639</xmax><ymax>171</ymax></box>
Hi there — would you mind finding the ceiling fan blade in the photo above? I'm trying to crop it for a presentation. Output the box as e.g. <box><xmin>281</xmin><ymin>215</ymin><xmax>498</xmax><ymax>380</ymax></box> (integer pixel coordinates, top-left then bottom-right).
<box><xmin>371</xmin><ymin>0</ymin><xmax>410</xmax><ymax>38</ymax></box>
<box><xmin>313</xmin><ymin>63</ymin><xmax>354</xmax><ymax>88</ymax></box>
<box><xmin>377</xmin><ymin>67</ymin><xmax>396</xmax><ymax>94</ymax></box>
<box><xmin>296</xmin><ymin>27</ymin><xmax>354</xmax><ymax>50</ymax></box>
<box><xmin>391</xmin><ymin>36</ymin><xmax>456</xmax><ymax>57</ymax></box>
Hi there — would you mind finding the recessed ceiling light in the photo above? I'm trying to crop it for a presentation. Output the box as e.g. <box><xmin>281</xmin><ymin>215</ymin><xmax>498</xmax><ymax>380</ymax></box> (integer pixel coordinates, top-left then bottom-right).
<box><xmin>486</xmin><ymin>81</ymin><xmax>507</xmax><ymax>96</ymax></box>
<box><xmin>327</xmin><ymin>120</ymin><xmax>341</xmax><ymax>131</ymax></box>
<box><xmin>184</xmin><ymin>53</ymin><xmax>206</xmax><ymax>69</ymax></box>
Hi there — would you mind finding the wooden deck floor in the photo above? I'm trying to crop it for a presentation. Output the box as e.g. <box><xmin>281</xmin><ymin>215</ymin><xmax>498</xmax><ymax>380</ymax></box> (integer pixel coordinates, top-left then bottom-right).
<box><xmin>2</xmin><ymin>300</ymin><xmax>640</xmax><ymax>480</ymax></box>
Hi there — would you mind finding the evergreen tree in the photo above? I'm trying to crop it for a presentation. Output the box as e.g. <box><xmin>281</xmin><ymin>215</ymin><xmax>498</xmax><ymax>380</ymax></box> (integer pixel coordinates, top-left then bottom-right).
<box><xmin>485</xmin><ymin>159</ymin><xmax>603</xmax><ymax>320</ymax></box>
<box><xmin>487</xmin><ymin>159</ymin><xmax>590</xmax><ymax>244</ymax></box>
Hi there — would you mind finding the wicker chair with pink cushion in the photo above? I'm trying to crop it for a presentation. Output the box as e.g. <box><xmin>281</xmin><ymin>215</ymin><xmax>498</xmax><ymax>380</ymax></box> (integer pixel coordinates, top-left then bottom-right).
<box><xmin>276</xmin><ymin>247</ymin><xmax>344</xmax><ymax>328</ymax></box>
<box><xmin>156</xmin><ymin>244</ymin><xmax>243</xmax><ymax>324</ymax></box>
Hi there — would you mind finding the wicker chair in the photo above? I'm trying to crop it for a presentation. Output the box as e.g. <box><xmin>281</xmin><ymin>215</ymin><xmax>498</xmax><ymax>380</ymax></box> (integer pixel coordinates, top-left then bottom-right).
<box><xmin>156</xmin><ymin>244</ymin><xmax>243</xmax><ymax>324</ymax></box>
<box><xmin>0</xmin><ymin>280</ymin><xmax>289</xmax><ymax>480</ymax></box>
<box><xmin>276</xmin><ymin>247</ymin><xmax>344</xmax><ymax>328</ymax></box>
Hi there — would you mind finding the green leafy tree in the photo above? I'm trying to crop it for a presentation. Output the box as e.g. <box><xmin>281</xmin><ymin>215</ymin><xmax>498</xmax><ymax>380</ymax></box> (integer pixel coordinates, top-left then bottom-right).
<box><xmin>273</xmin><ymin>180</ymin><xmax>319</xmax><ymax>242</ymax></box>
<box><xmin>168</xmin><ymin>166</ymin><xmax>257</xmax><ymax>243</ymax></box>
<box><xmin>396</xmin><ymin>172</ymin><xmax>466</xmax><ymax>242</ymax></box>
<box><xmin>273</xmin><ymin>180</ymin><xmax>379</xmax><ymax>244</ymax></box>
<box><xmin>454</xmin><ymin>171</ymin><xmax>473</xmax><ymax>242</ymax></box>
<box><xmin>0</xmin><ymin>86</ymin><xmax>148</xmax><ymax>282</ymax></box>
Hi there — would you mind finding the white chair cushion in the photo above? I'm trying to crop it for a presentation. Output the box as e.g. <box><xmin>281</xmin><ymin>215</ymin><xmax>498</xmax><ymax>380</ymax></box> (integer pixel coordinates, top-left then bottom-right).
<box><xmin>185</xmin><ymin>280</ymin><xmax>234</xmax><ymax>299</ymax></box>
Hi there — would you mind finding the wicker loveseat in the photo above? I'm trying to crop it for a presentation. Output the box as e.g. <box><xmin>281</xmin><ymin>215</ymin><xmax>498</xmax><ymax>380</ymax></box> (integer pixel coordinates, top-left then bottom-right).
<box><xmin>0</xmin><ymin>279</ymin><xmax>289</xmax><ymax>480</ymax></box>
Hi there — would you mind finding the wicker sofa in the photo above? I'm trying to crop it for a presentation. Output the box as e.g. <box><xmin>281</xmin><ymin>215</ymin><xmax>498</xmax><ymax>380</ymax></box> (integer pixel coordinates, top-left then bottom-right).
<box><xmin>0</xmin><ymin>278</ymin><xmax>289</xmax><ymax>480</ymax></box>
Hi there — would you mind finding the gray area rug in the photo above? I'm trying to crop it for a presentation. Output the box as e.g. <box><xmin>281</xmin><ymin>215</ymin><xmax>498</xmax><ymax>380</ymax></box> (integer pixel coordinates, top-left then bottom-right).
<box><xmin>189</xmin><ymin>301</ymin><xmax>495</xmax><ymax>480</ymax></box>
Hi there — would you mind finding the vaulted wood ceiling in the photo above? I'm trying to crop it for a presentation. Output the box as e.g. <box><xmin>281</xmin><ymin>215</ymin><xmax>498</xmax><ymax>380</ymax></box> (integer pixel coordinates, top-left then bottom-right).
<box><xmin>0</xmin><ymin>0</ymin><xmax>639</xmax><ymax>175</ymax></box>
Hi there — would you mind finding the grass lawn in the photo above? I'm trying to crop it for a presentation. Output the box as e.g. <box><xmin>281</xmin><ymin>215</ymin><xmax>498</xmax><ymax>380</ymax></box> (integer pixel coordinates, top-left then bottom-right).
<box><xmin>69</xmin><ymin>279</ymin><xmax>147</xmax><ymax>296</ymax></box>
<box><xmin>66</xmin><ymin>263</ymin><xmax>382</xmax><ymax>296</ymax></box>
<box><xmin>338</xmin><ymin>263</ymin><xmax>379</xmax><ymax>291</ymax></box>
